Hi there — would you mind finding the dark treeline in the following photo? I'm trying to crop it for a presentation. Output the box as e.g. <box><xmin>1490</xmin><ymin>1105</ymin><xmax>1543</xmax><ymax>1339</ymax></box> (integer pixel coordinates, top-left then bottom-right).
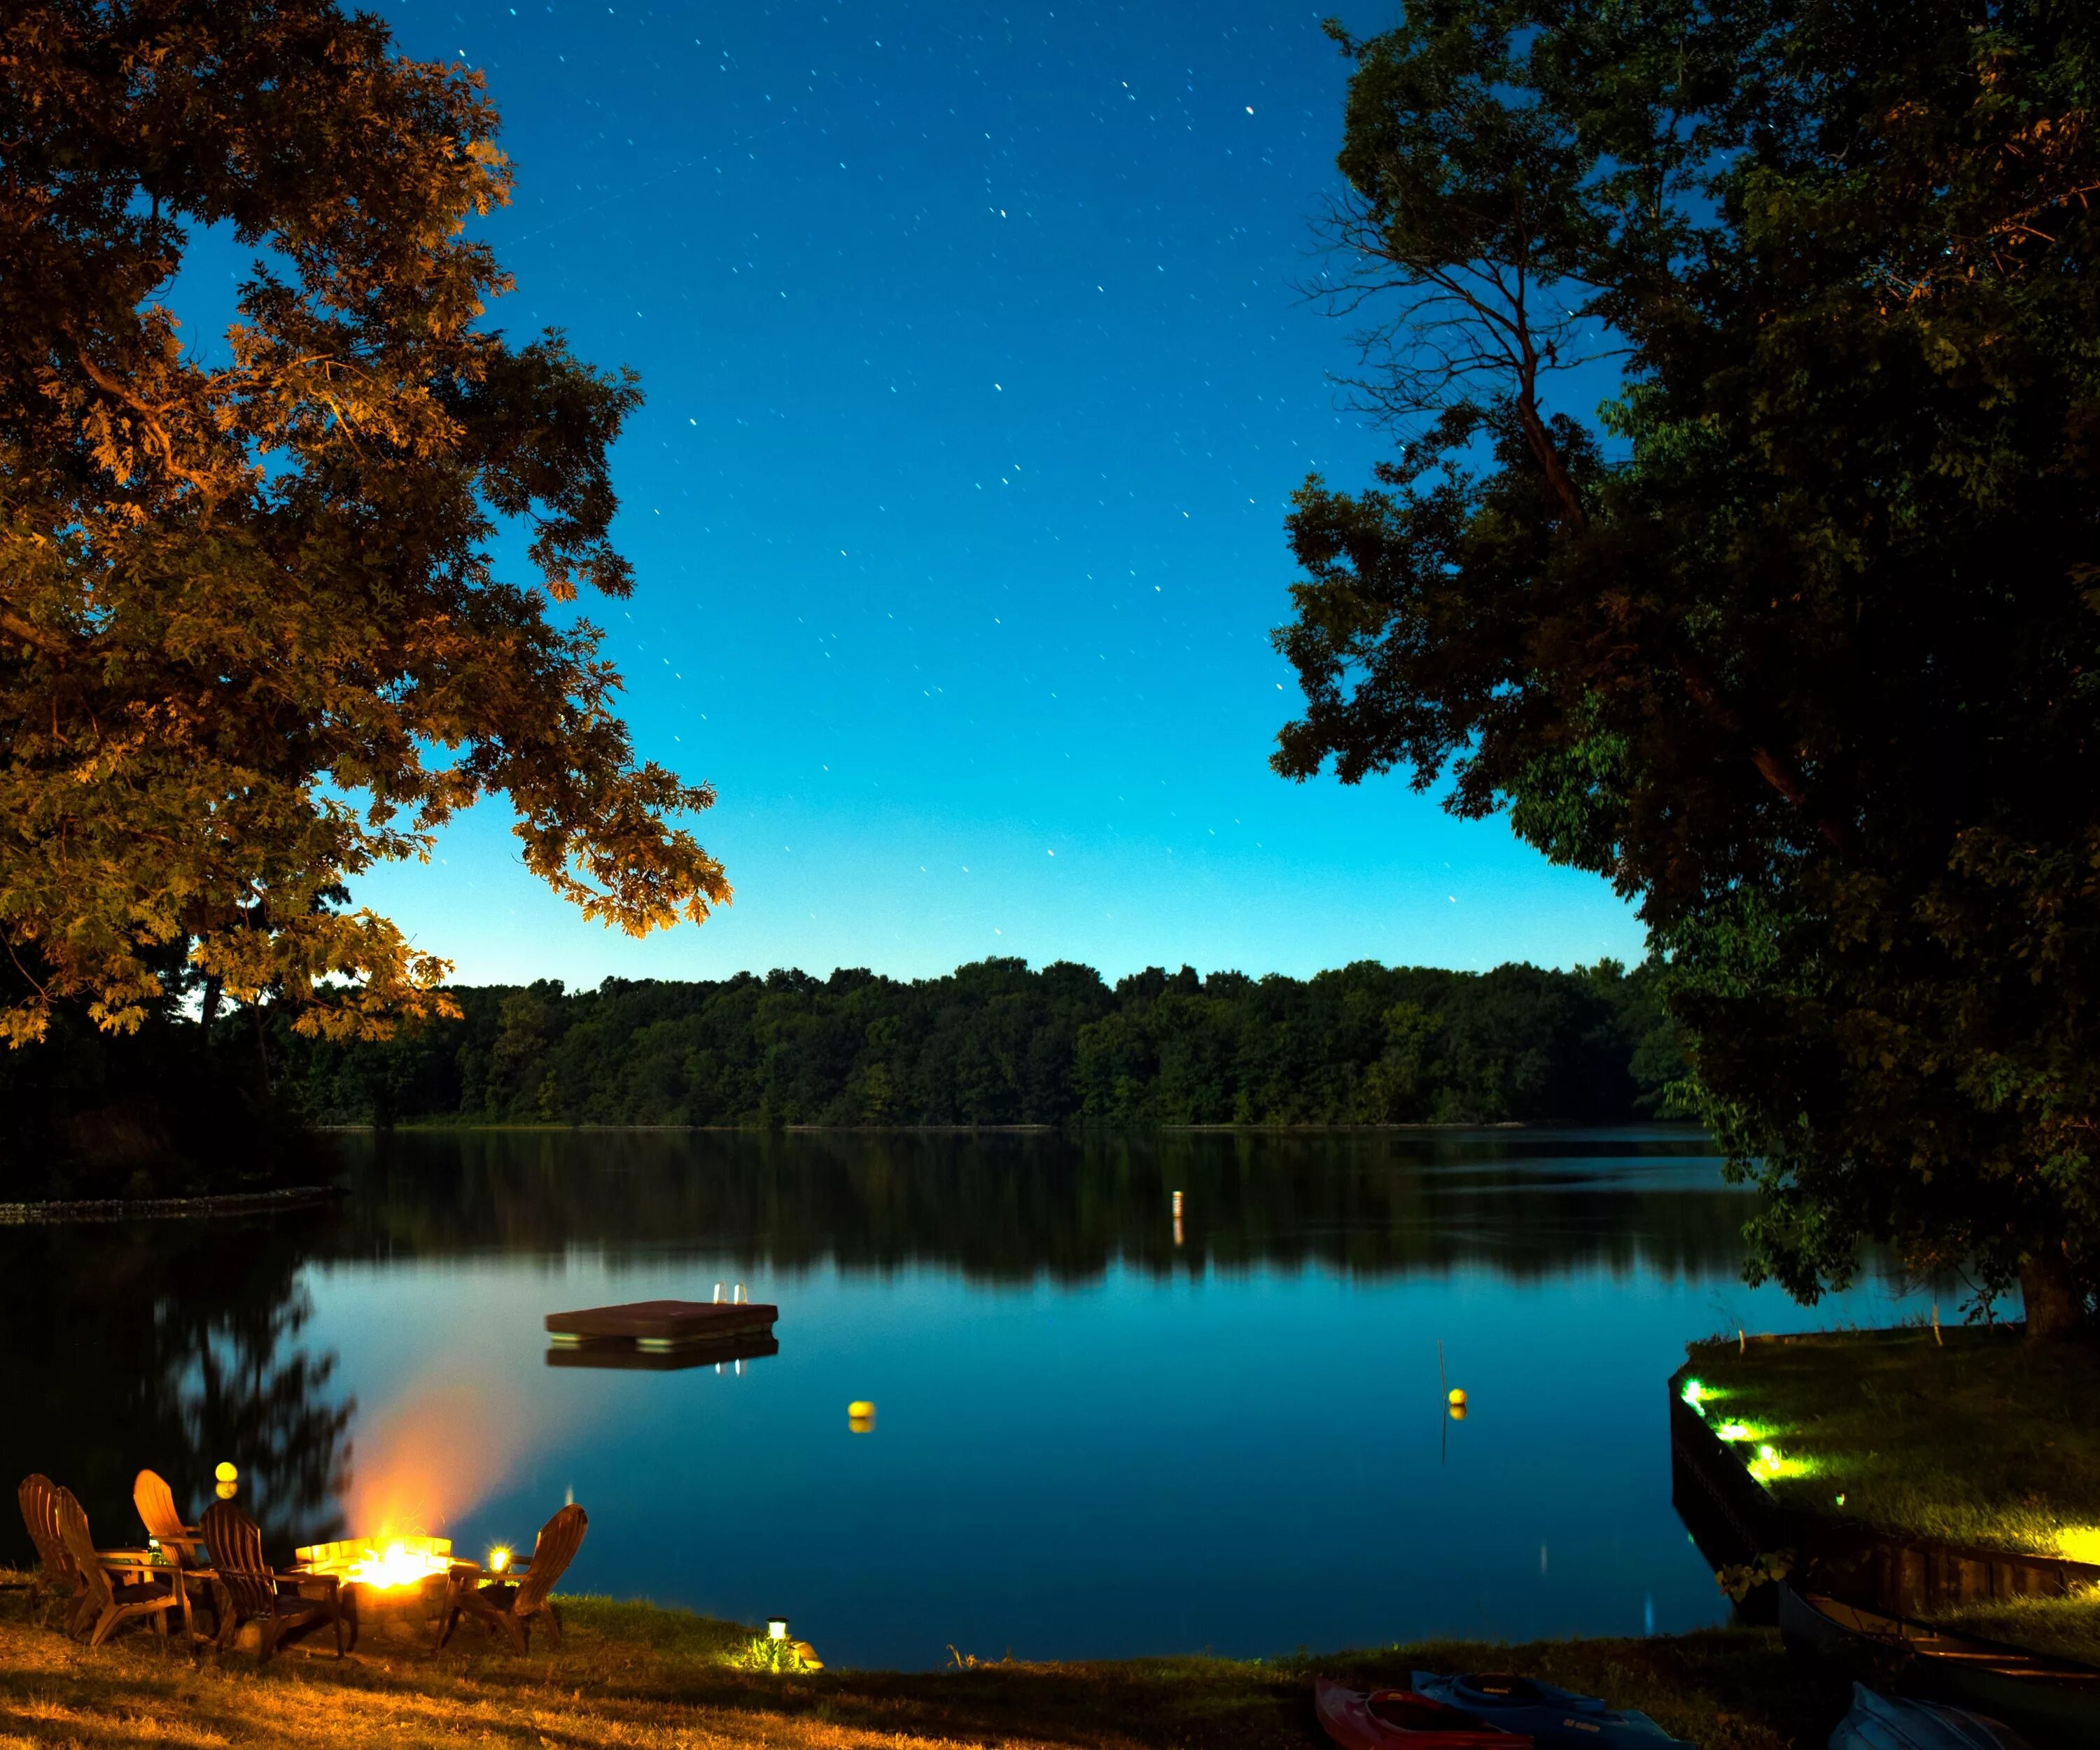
<box><xmin>282</xmin><ymin>956</ymin><xmax>1682</xmax><ymax>1129</ymax></box>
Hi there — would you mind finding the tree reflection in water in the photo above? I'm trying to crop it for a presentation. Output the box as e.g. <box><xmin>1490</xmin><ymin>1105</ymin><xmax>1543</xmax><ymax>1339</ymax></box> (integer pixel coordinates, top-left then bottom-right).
<box><xmin>0</xmin><ymin>1212</ymin><xmax>351</xmax><ymax>1567</ymax></box>
<box><xmin>333</xmin><ymin>1125</ymin><xmax>1744</xmax><ymax>1284</ymax></box>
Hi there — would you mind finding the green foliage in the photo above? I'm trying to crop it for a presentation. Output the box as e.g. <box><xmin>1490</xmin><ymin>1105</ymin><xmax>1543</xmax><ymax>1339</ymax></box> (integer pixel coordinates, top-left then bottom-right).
<box><xmin>272</xmin><ymin>955</ymin><xmax>1679</xmax><ymax>1128</ymax></box>
<box><xmin>1278</xmin><ymin>0</ymin><xmax>2100</xmax><ymax>1328</ymax></box>
<box><xmin>736</xmin><ymin>1634</ymin><xmax>816</xmax><ymax>1674</ymax></box>
<box><xmin>1715</xmin><ymin>1551</ymin><xmax>1795</xmax><ymax>1603</ymax></box>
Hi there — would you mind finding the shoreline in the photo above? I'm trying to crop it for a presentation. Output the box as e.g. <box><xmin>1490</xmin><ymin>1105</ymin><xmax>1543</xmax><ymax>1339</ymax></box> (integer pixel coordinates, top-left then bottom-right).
<box><xmin>0</xmin><ymin>1581</ymin><xmax>1837</xmax><ymax>1749</ymax></box>
<box><xmin>312</xmin><ymin>1118</ymin><xmax>1658</xmax><ymax>1135</ymax></box>
<box><xmin>0</xmin><ymin>1184</ymin><xmax>346</xmax><ymax>1226</ymax></box>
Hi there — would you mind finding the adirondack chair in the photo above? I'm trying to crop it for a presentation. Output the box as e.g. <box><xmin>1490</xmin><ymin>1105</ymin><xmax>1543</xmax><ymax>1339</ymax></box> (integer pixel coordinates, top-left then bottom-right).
<box><xmin>18</xmin><ymin>1474</ymin><xmax>86</xmax><ymax>1630</ymax></box>
<box><xmin>132</xmin><ymin>1470</ymin><xmax>207</xmax><ymax>1568</ymax></box>
<box><xmin>200</xmin><ymin>1498</ymin><xmax>346</xmax><ymax>1661</ymax></box>
<box><xmin>54</xmin><ymin>1487</ymin><xmax>183</xmax><ymax>1651</ymax></box>
<box><xmin>435</xmin><ymin>1504</ymin><xmax>587</xmax><ymax>1653</ymax></box>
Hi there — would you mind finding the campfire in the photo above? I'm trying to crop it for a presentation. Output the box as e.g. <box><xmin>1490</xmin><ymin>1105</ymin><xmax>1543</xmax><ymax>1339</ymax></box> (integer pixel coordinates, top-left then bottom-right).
<box><xmin>297</xmin><ymin>1534</ymin><xmax>455</xmax><ymax>1591</ymax></box>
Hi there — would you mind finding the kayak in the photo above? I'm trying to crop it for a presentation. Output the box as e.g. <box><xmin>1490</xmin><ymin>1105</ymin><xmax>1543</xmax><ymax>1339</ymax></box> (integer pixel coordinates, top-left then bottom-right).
<box><xmin>1314</xmin><ymin>1676</ymin><xmax>1530</xmax><ymax>1750</ymax></box>
<box><xmin>1830</xmin><ymin>1684</ymin><xmax>2035</xmax><ymax>1750</ymax></box>
<box><xmin>1779</xmin><ymin>1585</ymin><xmax>2100</xmax><ymax>1748</ymax></box>
<box><xmin>1411</xmin><ymin>1672</ymin><xmax>1694</xmax><ymax>1750</ymax></box>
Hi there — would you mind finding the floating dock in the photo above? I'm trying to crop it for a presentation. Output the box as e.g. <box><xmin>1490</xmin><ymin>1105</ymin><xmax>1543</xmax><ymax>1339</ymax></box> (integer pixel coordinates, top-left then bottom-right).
<box><xmin>546</xmin><ymin>1331</ymin><xmax>780</xmax><ymax>1372</ymax></box>
<box><xmin>544</xmin><ymin>1298</ymin><xmax>778</xmax><ymax>1355</ymax></box>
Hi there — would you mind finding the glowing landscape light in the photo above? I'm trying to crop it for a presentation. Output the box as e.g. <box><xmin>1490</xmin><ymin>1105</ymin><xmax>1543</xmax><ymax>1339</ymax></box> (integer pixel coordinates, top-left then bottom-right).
<box><xmin>1716</xmin><ymin>1421</ymin><xmax>1754</xmax><ymax>1442</ymax></box>
<box><xmin>2057</xmin><ymin>1527</ymin><xmax>2100</xmax><ymax>1564</ymax></box>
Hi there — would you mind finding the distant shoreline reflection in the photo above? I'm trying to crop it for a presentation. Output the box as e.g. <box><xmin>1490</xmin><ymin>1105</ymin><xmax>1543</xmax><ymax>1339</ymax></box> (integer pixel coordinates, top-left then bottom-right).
<box><xmin>335</xmin><ymin>1123</ymin><xmax>1747</xmax><ymax>1282</ymax></box>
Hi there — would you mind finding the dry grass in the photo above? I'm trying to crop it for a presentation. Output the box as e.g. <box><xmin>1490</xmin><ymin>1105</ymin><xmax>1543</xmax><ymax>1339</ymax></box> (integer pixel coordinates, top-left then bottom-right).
<box><xmin>0</xmin><ymin>1574</ymin><xmax>1840</xmax><ymax>1750</ymax></box>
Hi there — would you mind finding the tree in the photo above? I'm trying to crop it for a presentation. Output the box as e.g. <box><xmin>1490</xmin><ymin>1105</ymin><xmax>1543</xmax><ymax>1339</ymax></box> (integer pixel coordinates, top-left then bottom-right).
<box><xmin>0</xmin><ymin>1</ymin><xmax>727</xmax><ymax>1051</ymax></box>
<box><xmin>1275</xmin><ymin>1</ymin><xmax>2100</xmax><ymax>1332</ymax></box>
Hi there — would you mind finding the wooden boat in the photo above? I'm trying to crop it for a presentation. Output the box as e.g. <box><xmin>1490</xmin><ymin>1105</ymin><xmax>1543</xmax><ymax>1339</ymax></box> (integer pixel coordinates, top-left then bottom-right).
<box><xmin>1780</xmin><ymin>1586</ymin><xmax>2100</xmax><ymax>1749</ymax></box>
<box><xmin>1313</xmin><ymin>1677</ymin><xmax>1527</xmax><ymax>1750</ymax></box>
<box><xmin>1412</xmin><ymin>1672</ymin><xmax>1693</xmax><ymax>1749</ymax></box>
<box><xmin>1831</xmin><ymin>1682</ymin><xmax>2034</xmax><ymax>1750</ymax></box>
<box><xmin>544</xmin><ymin>1298</ymin><xmax>776</xmax><ymax>1353</ymax></box>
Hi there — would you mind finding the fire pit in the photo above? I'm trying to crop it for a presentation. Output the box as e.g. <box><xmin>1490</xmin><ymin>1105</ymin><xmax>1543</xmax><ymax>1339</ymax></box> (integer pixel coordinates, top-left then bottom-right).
<box><xmin>295</xmin><ymin>1536</ymin><xmax>466</xmax><ymax>1646</ymax></box>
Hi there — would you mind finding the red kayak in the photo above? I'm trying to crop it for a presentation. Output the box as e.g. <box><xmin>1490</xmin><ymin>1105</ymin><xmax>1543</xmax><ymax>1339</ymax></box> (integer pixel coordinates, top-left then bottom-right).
<box><xmin>1315</xmin><ymin>1677</ymin><xmax>1532</xmax><ymax>1750</ymax></box>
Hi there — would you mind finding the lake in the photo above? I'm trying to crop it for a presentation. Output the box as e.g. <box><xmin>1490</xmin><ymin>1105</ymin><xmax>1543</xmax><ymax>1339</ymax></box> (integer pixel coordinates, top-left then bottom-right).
<box><xmin>1</xmin><ymin>1126</ymin><xmax>1938</xmax><ymax>1667</ymax></box>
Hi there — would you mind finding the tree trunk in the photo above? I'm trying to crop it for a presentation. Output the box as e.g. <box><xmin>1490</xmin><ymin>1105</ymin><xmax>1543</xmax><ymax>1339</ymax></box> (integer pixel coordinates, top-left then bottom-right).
<box><xmin>249</xmin><ymin>1004</ymin><xmax>272</xmax><ymax>1096</ymax></box>
<box><xmin>2019</xmin><ymin>1244</ymin><xmax>2087</xmax><ymax>1340</ymax></box>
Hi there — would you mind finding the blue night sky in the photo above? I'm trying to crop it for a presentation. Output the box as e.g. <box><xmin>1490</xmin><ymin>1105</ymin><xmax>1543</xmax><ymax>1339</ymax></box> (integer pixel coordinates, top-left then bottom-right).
<box><xmin>320</xmin><ymin>0</ymin><xmax>1647</xmax><ymax>986</ymax></box>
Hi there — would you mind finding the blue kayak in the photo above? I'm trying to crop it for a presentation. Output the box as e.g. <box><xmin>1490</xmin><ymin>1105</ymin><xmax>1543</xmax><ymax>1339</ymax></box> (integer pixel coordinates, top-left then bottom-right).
<box><xmin>1410</xmin><ymin>1672</ymin><xmax>1694</xmax><ymax>1750</ymax></box>
<box><xmin>1829</xmin><ymin>1684</ymin><xmax>2033</xmax><ymax>1750</ymax></box>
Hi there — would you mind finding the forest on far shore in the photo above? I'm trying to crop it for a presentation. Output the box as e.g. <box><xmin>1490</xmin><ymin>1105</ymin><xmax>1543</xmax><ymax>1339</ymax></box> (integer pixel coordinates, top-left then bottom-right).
<box><xmin>279</xmin><ymin>956</ymin><xmax>1685</xmax><ymax>1130</ymax></box>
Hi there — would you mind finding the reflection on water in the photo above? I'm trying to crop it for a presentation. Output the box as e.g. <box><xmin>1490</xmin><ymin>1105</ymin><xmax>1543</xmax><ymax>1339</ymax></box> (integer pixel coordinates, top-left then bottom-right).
<box><xmin>335</xmin><ymin>1126</ymin><xmax>1760</xmax><ymax>1280</ymax></box>
<box><xmin>4</xmin><ymin>1128</ymin><xmax>1933</xmax><ymax>1665</ymax></box>
<box><xmin>0</xmin><ymin>1214</ymin><xmax>351</xmax><ymax>1560</ymax></box>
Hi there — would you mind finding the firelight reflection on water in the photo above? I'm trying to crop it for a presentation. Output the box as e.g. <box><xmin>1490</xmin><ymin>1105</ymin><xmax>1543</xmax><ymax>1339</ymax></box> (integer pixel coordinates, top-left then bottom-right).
<box><xmin>0</xmin><ymin>1128</ymin><xmax>1946</xmax><ymax>1668</ymax></box>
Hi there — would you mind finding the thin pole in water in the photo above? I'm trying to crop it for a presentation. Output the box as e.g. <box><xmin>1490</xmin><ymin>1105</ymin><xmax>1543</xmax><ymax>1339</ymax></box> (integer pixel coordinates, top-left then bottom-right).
<box><xmin>1437</xmin><ymin>1339</ymin><xmax>1446</xmax><ymax>1395</ymax></box>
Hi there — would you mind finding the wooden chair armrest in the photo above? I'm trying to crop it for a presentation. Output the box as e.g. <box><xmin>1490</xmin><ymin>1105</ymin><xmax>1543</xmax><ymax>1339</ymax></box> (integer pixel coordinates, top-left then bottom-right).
<box><xmin>279</xmin><ymin>1569</ymin><xmax>339</xmax><ymax>1596</ymax></box>
<box><xmin>96</xmin><ymin>1558</ymin><xmax>170</xmax><ymax>1583</ymax></box>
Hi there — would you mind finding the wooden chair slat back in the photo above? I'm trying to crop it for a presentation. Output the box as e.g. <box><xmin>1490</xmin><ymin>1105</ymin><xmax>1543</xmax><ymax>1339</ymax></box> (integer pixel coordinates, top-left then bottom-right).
<box><xmin>201</xmin><ymin>1499</ymin><xmax>277</xmax><ymax>1616</ymax></box>
<box><xmin>514</xmin><ymin>1505</ymin><xmax>587</xmax><ymax>1616</ymax></box>
<box><xmin>17</xmin><ymin>1474</ymin><xmax>76</xmax><ymax>1588</ymax></box>
<box><xmin>54</xmin><ymin>1488</ymin><xmax>115</xmax><ymax>1614</ymax></box>
<box><xmin>133</xmin><ymin>1470</ymin><xmax>189</xmax><ymax>1549</ymax></box>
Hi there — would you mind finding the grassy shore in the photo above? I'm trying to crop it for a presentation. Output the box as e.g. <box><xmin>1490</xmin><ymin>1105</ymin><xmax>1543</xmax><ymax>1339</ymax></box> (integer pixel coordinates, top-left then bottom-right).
<box><xmin>1678</xmin><ymin>1324</ymin><xmax>2100</xmax><ymax>1560</ymax></box>
<box><xmin>0</xmin><ymin>1576</ymin><xmax>1847</xmax><ymax>1750</ymax></box>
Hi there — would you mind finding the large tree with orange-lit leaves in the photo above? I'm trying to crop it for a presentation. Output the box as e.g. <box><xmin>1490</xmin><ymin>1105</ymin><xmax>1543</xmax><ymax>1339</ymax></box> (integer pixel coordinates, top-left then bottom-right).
<box><xmin>0</xmin><ymin>1</ymin><xmax>727</xmax><ymax>1056</ymax></box>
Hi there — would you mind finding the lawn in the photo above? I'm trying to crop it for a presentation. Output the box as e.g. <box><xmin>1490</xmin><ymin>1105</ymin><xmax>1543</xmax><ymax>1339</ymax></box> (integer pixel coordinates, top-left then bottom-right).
<box><xmin>0</xmin><ymin>1576</ymin><xmax>1845</xmax><ymax>1750</ymax></box>
<box><xmin>1676</xmin><ymin>1324</ymin><xmax>2100</xmax><ymax>1560</ymax></box>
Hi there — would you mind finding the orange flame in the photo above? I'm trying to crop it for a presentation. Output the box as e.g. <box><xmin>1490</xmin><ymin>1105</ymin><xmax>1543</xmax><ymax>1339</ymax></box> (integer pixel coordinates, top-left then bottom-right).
<box><xmin>346</xmin><ymin>1541</ymin><xmax>452</xmax><ymax>1591</ymax></box>
<box><xmin>344</xmin><ymin>1374</ymin><xmax>535</xmax><ymax>1539</ymax></box>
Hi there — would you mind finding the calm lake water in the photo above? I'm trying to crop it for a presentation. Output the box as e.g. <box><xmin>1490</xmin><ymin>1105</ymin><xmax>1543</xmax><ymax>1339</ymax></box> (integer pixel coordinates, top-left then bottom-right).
<box><xmin>2</xmin><ymin>1127</ymin><xmax>1939</xmax><ymax>1667</ymax></box>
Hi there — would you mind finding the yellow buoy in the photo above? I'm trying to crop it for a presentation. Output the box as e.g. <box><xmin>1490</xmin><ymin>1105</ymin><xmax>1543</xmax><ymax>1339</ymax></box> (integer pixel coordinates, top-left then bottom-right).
<box><xmin>848</xmin><ymin>1400</ymin><xmax>876</xmax><ymax>1431</ymax></box>
<box><xmin>214</xmin><ymin>1461</ymin><xmax>239</xmax><ymax>1484</ymax></box>
<box><xmin>1447</xmin><ymin>1387</ymin><xmax>1466</xmax><ymax>1408</ymax></box>
<box><xmin>1448</xmin><ymin>1403</ymin><xmax>1468</xmax><ymax>1422</ymax></box>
